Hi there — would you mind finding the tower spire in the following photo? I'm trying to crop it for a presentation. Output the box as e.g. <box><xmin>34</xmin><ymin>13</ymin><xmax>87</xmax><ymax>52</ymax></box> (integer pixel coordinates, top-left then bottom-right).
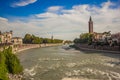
<box><xmin>88</xmin><ymin>16</ymin><xmax>93</xmax><ymax>33</ymax></box>
<box><xmin>89</xmin><ymin>16</ymin><xmax>92</xmax><ymax>21</ymax></box>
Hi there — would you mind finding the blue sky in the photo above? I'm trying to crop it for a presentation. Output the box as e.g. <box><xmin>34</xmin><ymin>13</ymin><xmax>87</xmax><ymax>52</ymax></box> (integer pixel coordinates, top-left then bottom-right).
<box><xmin>0</xmin><ymin>0</ymin><xmax>119</xmax><ymax>17</ymax></box>
<box><xmin>0</xmin><ymin>0</ymin><xmax>120</xmax><ymax>40</ymax></box>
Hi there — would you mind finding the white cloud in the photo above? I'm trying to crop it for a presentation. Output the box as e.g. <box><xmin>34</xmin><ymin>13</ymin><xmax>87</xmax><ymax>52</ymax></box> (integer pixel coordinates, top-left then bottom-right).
<box><xmin>36</xmin><ymin>12</ymin><xmax>59</xmax><ymax>18</ymax></box>
<box><xmin>101</xmin><ymin>0</ymin><xmax>115</xmax><ymax>9</ymax></box>
<box><xmin>47</xmin><ymin>6</ymin><xmax>63</xmax><ymax>12</ymax></box>
<box><xmin>0</xmin><ymin>17</ymin><xmax>8</xmax><ymax>21</ymax></box>
<box><xmin>11</xmin><ymin>0</ymin><xmax>37</xmax><ymax>7</ymax></box>
<box><xmin>1</xmin><ymin>1</ymin><xmax>120</xmax><ymax>40</ymax></box>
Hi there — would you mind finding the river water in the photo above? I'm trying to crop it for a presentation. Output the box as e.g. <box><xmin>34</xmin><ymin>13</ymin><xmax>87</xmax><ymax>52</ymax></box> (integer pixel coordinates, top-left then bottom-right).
<box><xmin>17</xmin><ymin>45</ymin><xmax>120</xmax><ymax>80</ymax></box>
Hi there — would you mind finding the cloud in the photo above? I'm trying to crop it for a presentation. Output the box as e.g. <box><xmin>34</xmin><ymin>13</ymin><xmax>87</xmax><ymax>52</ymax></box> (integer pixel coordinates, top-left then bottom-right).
<box><xmin>36</xmin><ymin>12</ymin><xmax>59</xmax><ymax>18</ymax></box>
<box><xmin>1</xmin><ymin>1</ymin><xmax>120</xmax><ymax>40</ymax></box>
<box><xmin>11</xmin><ymin>0</ymin><xmax>37</xmax><ymax>7</ymax></box>
<box><xmin>47</xmin><ymin>6</ymin><xmax>64</xmax><ymax>13</ymax></box>
<box><xmin>101</xmin><ymin>0</ymin><xmax>115</xmax><ymax>9</ymax></box>
<box><xmin>0</xmin><ymin>17</ymin><xmax>8</xmax><ymax>21</ymax></box>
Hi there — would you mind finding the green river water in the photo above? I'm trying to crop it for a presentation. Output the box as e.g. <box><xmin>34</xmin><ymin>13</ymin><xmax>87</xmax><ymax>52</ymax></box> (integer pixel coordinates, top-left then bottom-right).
<box><xmin>17</xmin><ymin>45</ymin><xmax>120</xmax><ymax>80</ymax></box>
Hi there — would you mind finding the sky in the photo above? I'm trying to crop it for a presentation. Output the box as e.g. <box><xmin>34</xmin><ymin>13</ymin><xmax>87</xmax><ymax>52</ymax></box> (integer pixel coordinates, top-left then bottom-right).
<box><xmin>0</xmin><ymin>0</ymin><xmax>120</xmax><ymax>40</ymax></box>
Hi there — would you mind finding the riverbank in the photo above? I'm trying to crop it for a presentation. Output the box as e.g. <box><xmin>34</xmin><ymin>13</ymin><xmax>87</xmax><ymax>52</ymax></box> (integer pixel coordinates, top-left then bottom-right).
<box><xmin>13</xmin><ymin>43</ymin><xmax>62</xmax><ymax>53</ymax></box>
<box><xmin>71</xmin><ymin>44</ymin><xmax>120</xmax><ymax>54</ymax></box>
<box><xmin>0</xmin><ymin>43</ymin><xmax>62</xmax><ymax>54</ymax></box>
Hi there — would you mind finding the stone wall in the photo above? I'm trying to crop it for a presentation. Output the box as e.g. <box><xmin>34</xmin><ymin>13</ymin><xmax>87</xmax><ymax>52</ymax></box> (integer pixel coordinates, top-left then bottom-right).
<box><xmin>0</xmin><ymin>43</ymin><xmax>62</xmax><ymax>53</ymax></box>
<box><xmin>13</xmin><ymin>43</ymin><xmax>62</xmax><ymax>53</ymax></box>
<box><xmin>76</xmin><ymin>43</ymin><xmax>120</xmax><ymax>52</ymax></box>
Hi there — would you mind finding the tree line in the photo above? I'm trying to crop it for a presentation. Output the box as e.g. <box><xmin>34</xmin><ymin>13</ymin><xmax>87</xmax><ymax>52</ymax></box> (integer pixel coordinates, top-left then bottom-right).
<box><xmin>23</xmin><ymin>34</ymin><xmax>63</xmax><ymax>44</ymax></box>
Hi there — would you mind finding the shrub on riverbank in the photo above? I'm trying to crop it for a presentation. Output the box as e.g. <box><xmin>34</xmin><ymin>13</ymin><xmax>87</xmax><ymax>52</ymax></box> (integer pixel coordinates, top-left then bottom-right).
<box><xmin>0</xmin><ymin>51</ymin><xmax>9</xmax><ymax>80</ymax></box>
<box><xmin>0</xmin><ymin>47</ymin><xmax>23</xmax><ymax>80</ymax></box>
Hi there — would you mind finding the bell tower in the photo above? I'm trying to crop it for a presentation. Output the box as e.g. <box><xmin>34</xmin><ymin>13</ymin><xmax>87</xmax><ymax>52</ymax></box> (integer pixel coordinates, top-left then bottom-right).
<box><xmin>88</xmin><ymin>16</ymin><xmax>93</xmax><ymax>33</ymax></box>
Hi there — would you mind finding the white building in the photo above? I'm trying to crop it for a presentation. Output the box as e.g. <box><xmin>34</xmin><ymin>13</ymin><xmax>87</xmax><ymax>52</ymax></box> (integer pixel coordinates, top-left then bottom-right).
<box><xmin>0</xmin><ymin>31</ymin><xmax>13</xmax><ymax>44</ymax></box>
<box><xmin>12</xmin><ymin>37</ymin><xmax>23</xmax><ymax>45</ymax></box>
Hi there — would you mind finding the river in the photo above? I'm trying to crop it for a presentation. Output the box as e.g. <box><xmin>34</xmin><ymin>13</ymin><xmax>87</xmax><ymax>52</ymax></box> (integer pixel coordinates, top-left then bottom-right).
<box><xmin>17</xmin><ymin>45</ymin><xmax>120</xmax><ymax>80</ymax></box>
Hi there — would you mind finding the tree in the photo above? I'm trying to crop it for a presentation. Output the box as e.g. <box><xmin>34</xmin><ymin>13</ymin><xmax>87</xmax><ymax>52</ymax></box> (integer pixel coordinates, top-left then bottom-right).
<box><xmin>32</xmin><ymin>37</ymin><xmax>41</xmax><ymax>44</ymax></box>
<box><xmin>79</xmin><ymin>33</ymin><xmax>93</xmax><ymax>44</ymax></box>
<box><xmin>23</xmin><ymin>34</ymin><xmax>32</xmax><ymax>43</ymax></box>
<box><xmin>103</xmin><ymin>31</ymin><xmax>111</xmax><ymax>36</ymax></box>
<box><xmin>73</xmin><ymin>38</ymin><xmax>80</xmax><ymax>43</ymax></box>
<box><xmin>23</xmin><ymin>33</ymin><xmax>63</xmax><ymax>44</ymax></box>
<box><xmin>64</xmin><ymin>40</ymin><xmax>72</xmax><ymax>44</ymax></box>
<box><xmin>53</xmin><ymin>39</ymin><xmax>63</xmax><ymax>43</ymax></box>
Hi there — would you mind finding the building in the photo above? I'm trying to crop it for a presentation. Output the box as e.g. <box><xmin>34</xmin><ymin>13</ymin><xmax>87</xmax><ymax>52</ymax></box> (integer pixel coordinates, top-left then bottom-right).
<box><xmin>93</xmin><ymin>32</ymin><xmax>111</xmax><ymax>42</ymax></box>
<box><xmin>111</xmin><ymin>32</ymin><xmax>120</xmax><ymax>43</ymax></box>
<box><xmin>88</xmin><ymin>16</ymin><xmax>112</xmax><ymax>42</ymax></box>
<box><xmin>0</xmin><ymin>30</ymin><xmax>13</xmax><ymax>44</ymax></box>
<box><xmin>88</xmin><ymin>16</ymin><xmax>101</xmax><ymax>41</ymax></box>
<box><xmin>0</xmin><ymin>31</ymin><xmax>23</xmax><ymax>45</ymax></box>
<box><xmin>88</xmin><ymin>16</ymin><xmax>93</xmax><ymax>33</ymax></box>
<box><xmin>93</xmin><ymin>32</ymin><xmax>103</xmax><ymax>41</ymax></box>
<box><xmin>12</xmin><ymin>37</ymin><xmax>23</xmax><ymax>45</ymax></box>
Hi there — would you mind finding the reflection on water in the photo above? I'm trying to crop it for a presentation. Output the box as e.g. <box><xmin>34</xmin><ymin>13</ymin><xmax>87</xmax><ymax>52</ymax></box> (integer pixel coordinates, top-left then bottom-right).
<box><xmin>17</xmin><ymin>45</ymin><xmax>120</xmax><ymax>80</ymax></box>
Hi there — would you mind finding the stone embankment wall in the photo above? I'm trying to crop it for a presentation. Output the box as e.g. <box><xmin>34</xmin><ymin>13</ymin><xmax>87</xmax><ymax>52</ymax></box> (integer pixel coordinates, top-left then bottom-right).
<box><xmin>13</xmin><ymin>43</ymin><xmax>62</xmax><ymax>53</ymax></box>
<box><xmin>75</xmin><ymin>44</ymin><xmax>120</xmax><ymax>53</ymax></box>
<box><xmin>0</xmin><ymin>43</ymin><xmax>62</xmax><ymax>53</ymax></box>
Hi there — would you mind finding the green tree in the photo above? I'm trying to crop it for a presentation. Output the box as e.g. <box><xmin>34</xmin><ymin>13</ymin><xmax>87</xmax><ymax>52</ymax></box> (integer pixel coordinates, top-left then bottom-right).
<box><xmin>39</xmin><ymin>38</ymin><xmax>43</xmax><ymax>44</ymax></box>
<box><xmin>23</xmin><ymin>33</ymin><xmax>63</xmax><ymax>44</ymax></box>
<box><xmin>53</xmin><ymin>39</ymin><xmax>63</xmax><ymax>43</ymax></box>
<box><xmin>73</xmin><ymin>33</ymin><xmax>93</xmax><ymax>44</ymax></box>
<box><xmin>32</xmin><ymin>37</ymin><xmax>41</xmax><ymax>44</ymax></box>
<box><xmin>103</xmin><ymin>31</ymin><xmax>111</xmax><ymax>36</ymax></box>
<box><xmin>23</xmin><ymin>34</ymin><xmax>32</xmax><ymax>43</ymax></box>
<box><xmin>73</xmin><ymin>38</ymin><xmax>80</xmax><ymax>43</ymax></box>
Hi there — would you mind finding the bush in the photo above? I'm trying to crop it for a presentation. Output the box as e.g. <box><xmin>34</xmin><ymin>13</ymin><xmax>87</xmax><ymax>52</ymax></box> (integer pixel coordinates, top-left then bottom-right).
<box><xmin>4</xmin><ymin>47</ymin><xmax>23</xmax><ymax>74</ymax></box>
<box><xmin>0</xmin><ymin>51</ymin><xmax>9</xmax><ymax>80</ymax></box>
<box><xmin>0</xmin><ymin>47</ymin><xmax>23</xmax><ymax>80</ymax></box>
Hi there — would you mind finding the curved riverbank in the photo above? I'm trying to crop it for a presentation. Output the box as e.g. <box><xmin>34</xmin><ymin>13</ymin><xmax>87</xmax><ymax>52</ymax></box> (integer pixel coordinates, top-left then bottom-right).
<box><xmin>13</xmin><ymin>43</ymin><xmax>63</xmax><ymax>53</ymax></box>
